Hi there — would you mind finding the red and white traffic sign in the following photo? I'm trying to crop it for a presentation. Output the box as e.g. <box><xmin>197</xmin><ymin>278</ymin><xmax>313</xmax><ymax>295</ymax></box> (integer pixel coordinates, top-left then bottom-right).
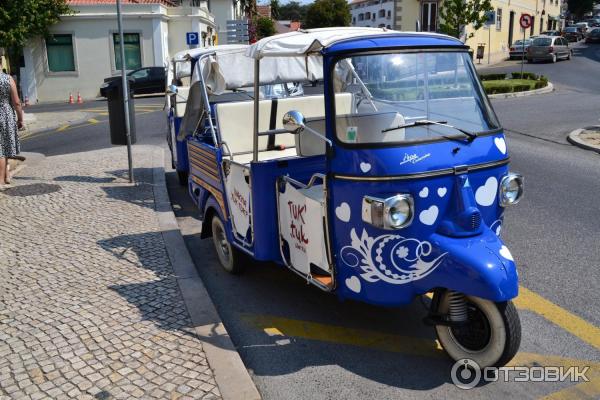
<box><xmin>520</xmin><ymin>13</ymin><xmax>533</xmax><ymax>29</ymax></box>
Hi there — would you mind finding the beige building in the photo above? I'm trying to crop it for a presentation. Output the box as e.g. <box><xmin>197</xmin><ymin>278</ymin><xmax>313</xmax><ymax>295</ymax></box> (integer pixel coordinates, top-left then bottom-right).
<box><xmin>351</xmin><ymin>0</ymin><xmax>561</xmax><ymax>63</ymax></box>
<box><xmin>21</xmin><ymin>0</ymin><xmax>221</xmax><ymax>103</ymax></box>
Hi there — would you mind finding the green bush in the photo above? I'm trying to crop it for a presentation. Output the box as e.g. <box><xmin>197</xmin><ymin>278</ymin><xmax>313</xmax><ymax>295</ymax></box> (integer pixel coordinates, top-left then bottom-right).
<box><xmin>512</xmin><ymin>84</ymin><xmax>532</xmax><ymax>92</ymax></box>
<box><xmin>511</xmin><ymin>72</ymin><xmax>538</xmax><ymax>80</ymax></box>
<box><xmin>486</xmin><ymin>85</ymin><xmax>512</xmax><ymax>94</ymax></box>
<box><xmin>534</xmin><ymin>80</ymin><xmax>548</xmax><ymax>89</ymax></box>
<box><xmin>479</xmin><ymin>73</ymin><xmax>507</xmax><ymax>81</ymax></box>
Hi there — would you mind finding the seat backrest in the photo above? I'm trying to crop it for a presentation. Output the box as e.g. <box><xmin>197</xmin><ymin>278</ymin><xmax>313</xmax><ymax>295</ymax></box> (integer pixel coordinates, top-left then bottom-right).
<box><xmin>175</xmin><ymin>86</ymin><xmax>191</xmax><ymax>117</ymax></box>
<box><xmin>216</xmin><ymin>93</ymin><xmax>352</xmax><ymax>157</ymax></box>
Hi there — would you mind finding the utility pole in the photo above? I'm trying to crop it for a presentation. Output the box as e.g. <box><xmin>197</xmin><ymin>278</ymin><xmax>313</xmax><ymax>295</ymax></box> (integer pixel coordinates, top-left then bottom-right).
<box><xmin>116</xmin><ymin>0</ymin><xmax>134</xmax><ymax>183</ymax></box>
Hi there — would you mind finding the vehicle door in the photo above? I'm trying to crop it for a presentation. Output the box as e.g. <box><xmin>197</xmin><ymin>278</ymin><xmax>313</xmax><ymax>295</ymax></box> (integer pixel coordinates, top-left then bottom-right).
<box><xmin>129</xmin><ymin>68</ymin><xmax>152</xmax><ymax>94</ymax></box>
<box><xmin>150</xmin><ymin>67</ymin><xmax>166</xmax><ymax>93</ymax></box>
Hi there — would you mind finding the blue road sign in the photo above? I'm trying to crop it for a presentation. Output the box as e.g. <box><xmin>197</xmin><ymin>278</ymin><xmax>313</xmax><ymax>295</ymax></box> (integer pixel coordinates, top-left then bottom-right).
<box><xmin>485</xmin><ymin>11</ymin><xmax>496</xmax><ymax>25</ymax></box>
<box><xmin>186</xmin><ymin>32</ymin><xmax>199</xmax><ymax>46</ymax></box>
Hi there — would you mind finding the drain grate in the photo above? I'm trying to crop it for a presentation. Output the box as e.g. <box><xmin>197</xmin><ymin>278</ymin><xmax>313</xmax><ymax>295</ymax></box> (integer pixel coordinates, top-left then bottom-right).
<box><xmin>1</xmin><ymin>183</ymin><xmax>62</xmax><ymax>197</ymax></box>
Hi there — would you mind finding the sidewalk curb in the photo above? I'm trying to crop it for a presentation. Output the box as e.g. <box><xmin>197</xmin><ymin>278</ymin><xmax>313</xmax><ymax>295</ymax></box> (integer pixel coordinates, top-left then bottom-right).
<box><xmin>567</xmin><ymin>128</ymin><xmax>600</xmax><ymax>154</ymax></box>
<box><xmin>488</xmin><ymin>81</ymin><xmax>554</xmax><ymax>99</ymax></box>
<box><xmin>149</xmin><ymin>146</ymin><xmax>261</xmax><ymax>400</ymax></box>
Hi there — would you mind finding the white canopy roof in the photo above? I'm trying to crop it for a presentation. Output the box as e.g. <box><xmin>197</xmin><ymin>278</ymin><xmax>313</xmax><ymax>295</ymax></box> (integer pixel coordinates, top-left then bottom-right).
<box><xmin>171</xmin><ymin>44</ymin><xmax>249</xmax><ymax>62</ymax></box>
<box><xmin>246</xmin><ymin>27</ymin><xmax>398</xmax><ymax>59</ymax></box>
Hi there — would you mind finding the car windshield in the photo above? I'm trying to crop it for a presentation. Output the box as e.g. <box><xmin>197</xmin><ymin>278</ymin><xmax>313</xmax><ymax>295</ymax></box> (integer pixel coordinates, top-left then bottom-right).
<box><xmin>331</xmin><ymin>51</ymin><xmax>500</xmax><ymax>145</ymax></box>
<box><xmin>533</xmin><ymin>38</ymin><xmax>553</xmax><ymax>46</ymax></box>
<box><xmin>565</xmin><ymin>27</ymin><xmax>577</xmax><ymax>32</ymax></box>
<box><xmin>514</xmin><ymin>40</ymin><xmax>529</xmax><ymax>45</ymax></box>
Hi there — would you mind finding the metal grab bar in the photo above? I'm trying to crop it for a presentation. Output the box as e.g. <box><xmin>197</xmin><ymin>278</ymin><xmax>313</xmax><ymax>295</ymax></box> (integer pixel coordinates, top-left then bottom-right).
<box><xmin>281</xmin><ymin>173</ymin><xmax>326</xmax><ymax>190</ymax></box>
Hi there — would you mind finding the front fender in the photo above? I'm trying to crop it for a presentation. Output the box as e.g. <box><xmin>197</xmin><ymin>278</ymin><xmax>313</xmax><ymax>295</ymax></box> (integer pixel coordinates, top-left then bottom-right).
<box><xmin>418</xmin><ymin>228</ymin><xmax>519</xmax><ymax>302</ymax></box>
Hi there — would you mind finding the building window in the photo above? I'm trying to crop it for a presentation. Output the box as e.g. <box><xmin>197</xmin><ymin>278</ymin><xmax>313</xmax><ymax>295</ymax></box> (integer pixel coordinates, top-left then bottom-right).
<box><xmin>421</xmin><ymin>2</ymin><xmax>437</xmax><ymax>32</ymax></box>
<box><xmin>359</xmin><ymin>13</ymin><xmax>364</xmax><ymax>21</ymax></box>
<box><xmin>365</xmin><ymin>12</ymin><xmax>371</xmax><ymax>19</ymax></box>
<box><xmin>387</xmin><ymin>10</ymin><xmax>391</xmax><ymax>18</ymax></box>
<box><xmin>379</xmin><ymin>9</ymin><xmax>386</xmax><ymax>18</ymax></box>
<box><xmin>353</xmin><ymin>17</ymin><xmax>356</xmax><ymax>24</ymax></box>
<box><xmin>46</xmin><ymin>34</ymin><xmax>75</xmax><ymax>72</ymax></box>
<box><xmin>113</xmin><ymin>33</ymin><xmax>142</xmax><ymax>70</ymax></box>
<box><xmin>496</xmin><ymin>8</ymin><xmax>502</xmax><ymax>30</ymax></box>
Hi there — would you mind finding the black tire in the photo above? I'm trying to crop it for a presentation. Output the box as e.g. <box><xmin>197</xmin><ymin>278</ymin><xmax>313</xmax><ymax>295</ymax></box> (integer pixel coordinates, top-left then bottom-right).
<box><xmin>177</xmin><ymin>170</ymin><xmax>188</xmax><ymax>186</ymax></box>
<box><xmin>567</xmin><ymin>51</ymin><xmax>572</xmax><ymax>60</ymax></box>
<box><xmin>434</xmin><ymin>292</ymin><xmax>521</xmax><ymax>368</ymax></box>
<box><xmin>211</xmin><ymin>214</ymin><xmax>244</xmax><ymax>274</ymax></box>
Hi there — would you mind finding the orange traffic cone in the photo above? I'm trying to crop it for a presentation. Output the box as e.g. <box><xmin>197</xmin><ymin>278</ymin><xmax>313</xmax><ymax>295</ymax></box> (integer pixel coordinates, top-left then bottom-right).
<box><xmin>77</xmin><ymin>92</ymin><xmax>83</xmax><ymax>104</ymax></box>
<box><xmin>68</xmin><ymin>92</ymin><xmax>74</xmax><ymax>104</ymax></box>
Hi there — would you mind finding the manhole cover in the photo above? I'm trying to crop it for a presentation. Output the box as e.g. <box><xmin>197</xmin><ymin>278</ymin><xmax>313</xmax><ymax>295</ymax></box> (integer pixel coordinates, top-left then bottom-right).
<box><xmin>1</xmin><ymin>183</ymin><xmax>62</xmax><ymax>197</ymax></box>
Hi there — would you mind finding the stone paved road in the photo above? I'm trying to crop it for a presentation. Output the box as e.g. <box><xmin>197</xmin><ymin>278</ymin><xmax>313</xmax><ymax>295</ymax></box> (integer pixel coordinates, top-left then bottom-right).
<box><xmin>0</xmin><ymin>146</ymin><xmax>221</xmax><ymax>400</ymax></box>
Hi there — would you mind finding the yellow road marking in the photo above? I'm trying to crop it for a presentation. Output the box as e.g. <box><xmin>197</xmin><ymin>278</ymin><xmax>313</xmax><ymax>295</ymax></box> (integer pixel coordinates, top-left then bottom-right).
<box><xmin>88</xmin><ymin>118</ymin><xmax>99</xmax><ymax>124</ymax></box>
<box><xmin>56</xmin><ymin>124</ymin><xmax>70</xmax><ymax>132</ymax></box>
<box><xmin>514</xmin><ymin>287</ymin><xmax>600</xmax><ymax>351</ymax></box>
<box><xmin>244</xmin><ymin>313</ymin><xmax>600</xmax><ymax>399</ymax></box>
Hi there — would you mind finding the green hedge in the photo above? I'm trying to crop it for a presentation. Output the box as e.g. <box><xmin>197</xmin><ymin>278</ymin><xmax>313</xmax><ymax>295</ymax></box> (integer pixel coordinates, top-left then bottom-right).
<box><xmin>511</xmin><ymin>72</ymin><xmax>538</xmax><ymax>80</ymax></box>
<box><xmin>479</xmin><ymin>73</ymin><xmax>506</xmax><ymax>81</ymax></box>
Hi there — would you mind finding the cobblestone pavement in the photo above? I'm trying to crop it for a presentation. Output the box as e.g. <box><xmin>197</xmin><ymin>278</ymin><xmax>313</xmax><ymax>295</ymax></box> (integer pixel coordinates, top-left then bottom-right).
<box><xmin>0</xmin><ymin>146</ymin><xmax>221</xmax><ymax>399</ymax></box>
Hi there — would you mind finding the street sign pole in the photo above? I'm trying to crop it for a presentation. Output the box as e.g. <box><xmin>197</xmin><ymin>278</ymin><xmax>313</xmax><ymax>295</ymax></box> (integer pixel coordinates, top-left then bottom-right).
<box><xmin>519</xmin><ymin>14</ymin><xmax>532</xmax><ymax>78</ymax></box>
<box><xmin>521</xmin><ymin>28</ymin><xmax>526</xmax><ymax>77</ymax></box>
<box><xmin>116</xmin><ymin>0</ymin><xmax>134</xmax><ymax>183</ymax></box>
<box><xmin>488</xmin><ymin>26</ymin><xmax>491</xmax><ymax>65</ymax></box>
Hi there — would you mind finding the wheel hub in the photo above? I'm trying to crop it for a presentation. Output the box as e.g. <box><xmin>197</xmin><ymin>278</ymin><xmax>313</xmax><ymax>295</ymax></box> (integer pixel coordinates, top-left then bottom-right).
<box><xmin>450</xmin><ymin>303</ymin><xmax>491</xmax><ymax>351</ymax></box>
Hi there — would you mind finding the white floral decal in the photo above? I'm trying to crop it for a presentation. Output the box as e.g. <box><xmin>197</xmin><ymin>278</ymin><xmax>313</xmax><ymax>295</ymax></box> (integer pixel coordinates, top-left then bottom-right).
<box><xmin>340</xmin><ymin>229</ymin><xmax>447</xmax><ymax>285</ymax></box>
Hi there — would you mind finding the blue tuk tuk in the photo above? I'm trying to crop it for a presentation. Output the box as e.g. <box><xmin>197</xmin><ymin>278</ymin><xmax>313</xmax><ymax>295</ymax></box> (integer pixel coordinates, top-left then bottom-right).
<box><xmin>171</xmin><ymin>28</ymin><xmax>525</xmax><ymax>368</ymax></box>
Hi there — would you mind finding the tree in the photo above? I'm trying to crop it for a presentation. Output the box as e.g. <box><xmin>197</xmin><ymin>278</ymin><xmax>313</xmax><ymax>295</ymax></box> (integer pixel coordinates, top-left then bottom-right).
<box><xmin>255</xmin><ymin>16</ymin><xmax>276</xmax><ymax>39</ymax></box>
<box><xmin>279</xmin><ymin>1</ymin><xmax>308</xmax><ymax>21</ymax></box>
<box><xmin>304</xmin><ymin>0</ymin><xmax>351</xmax><ymax>29</ymax></box>
<box><xmin>438</xmin><ymin>0</ymin><xmax>493</xmax><ymax>39</ymax></box>
<box><xmin>568</xmin><ymin>0</ymin><xmax>595</xmax><ymax>19</ymax></box>
<box><xmin>0</xmin><ymin>0</ymin><xmax>73</xmax><ymax>73</ymax></box>
<box><xmin>270</xmin><ymin>0</ymin><xmax>281</xmax><ymax>19</ymax></box>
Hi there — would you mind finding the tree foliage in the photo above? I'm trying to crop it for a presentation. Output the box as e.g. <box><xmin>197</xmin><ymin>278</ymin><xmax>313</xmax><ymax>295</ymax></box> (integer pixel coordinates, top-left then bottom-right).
<box><xmin>270</xmin><ymin>0</ymin><xmax>281</xmax><ymax>19</ymax></box>
<box><xmin>567</xmin><ymin>0</ymin><xmax>595</xmax><ymax>19</ymax></box>
<box><xmin>255</xmin><ymin>16</ymin><xmax>276</xmax><ymax>39</ymax></box>
<box><xmin>0</xmin><ymin>0</ymin><xmax>73</xmax><ymax>50</ymax></box>
<box><xmin>304</xmin><ymin>0</ymin><xmax>351</xmax><ymax>29</ymax></box>
<box><xmin>439</xmin><ymin>0</ymin><xmax>493</xmax><ymax>39</ymax></box>
<box><xmin>279</xmin><ymin>1</ymin><xmax>308</xmax><ymax>21</ymax></box>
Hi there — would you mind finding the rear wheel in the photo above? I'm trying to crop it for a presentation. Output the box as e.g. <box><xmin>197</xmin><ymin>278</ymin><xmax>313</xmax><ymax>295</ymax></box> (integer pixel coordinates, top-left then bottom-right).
<box><xmin>551</xmin><ymin>54</ymin><xmax>557</xmax><ymax>63</ymax></box>
<box><xmin>567</xmin><ymin>51</ymin><xmax>572</xmax><ymax>60</ymax></box>
<box><xmin>211</xmin><ymin>214</ymin><xmax>244</xmax><ymax>274</ymax></box>
<box><xmin>434</xmin><ymin>292</ymin><xmax>521</xmax><ymax>368</ymax></box>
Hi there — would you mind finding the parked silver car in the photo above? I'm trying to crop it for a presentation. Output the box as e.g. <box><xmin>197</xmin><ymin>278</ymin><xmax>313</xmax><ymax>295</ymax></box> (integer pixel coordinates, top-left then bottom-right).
<box><xmin>527</xmin><ymin>36</ymin><xmax>572</xmax><ymax>63</ymax></box>
<box><xmin>509</xmin><ymin>39</ymin><xmax>532</xmax><ymax>59</ymax></box>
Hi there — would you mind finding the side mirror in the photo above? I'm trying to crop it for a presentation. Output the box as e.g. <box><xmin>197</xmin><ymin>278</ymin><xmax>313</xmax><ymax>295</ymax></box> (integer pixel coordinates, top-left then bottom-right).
<box><xmin>282</xmin><ymin>110</ymin><xmax>305</xmax><ymax>134</ymax></box>
<box><xmin>167</xmin><ymin>84</ymin><xmax>178</xmax><ymax>95</ymax></box>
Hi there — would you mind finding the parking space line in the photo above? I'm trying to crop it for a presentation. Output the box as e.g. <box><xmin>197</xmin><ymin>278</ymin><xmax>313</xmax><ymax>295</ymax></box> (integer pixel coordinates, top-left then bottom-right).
<box><xmin>56</xmin><ymin>124</ymin><xmax>70</xmax><ymax>132</ymax></box>
<box><xmin>243</xmin><ymin>313</ymin><xmax>600</xmax><ymax>398</ymax></box>
<box><xmin>514</xmin><ymin>287</ymin><xmax>600</xmax><ymax>351</ymax></box>
<box><xmin>88</xmin><ymin>118</ymin><xmax>99</xmax><ymax>124</ymax></box>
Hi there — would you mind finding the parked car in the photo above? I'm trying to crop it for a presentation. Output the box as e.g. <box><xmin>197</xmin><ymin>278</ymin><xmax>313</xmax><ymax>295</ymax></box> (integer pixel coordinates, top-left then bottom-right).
<box><xmin>527</xmin><ymin>36</ymin><xmax>571</xmax><ymax>63</ymax></box>
<box><xmin>563</xmin><ymin>26</ymin><xmax>584</xmax><ymax>41</ymax></box>
<box><xmin>586</xmin><ymin>28</ymin><xmax>600</xmax><ymax>43</ymax></box>
<box><xmin>100</xmin><ymin>67</ymin><xmax>166</xmax><ymax>97</ymax></box>
<box><xmin>509</xmin><ymin>39</ymin><xmax>532</xmax><ymax>59</ymax></box>
<box><xmin>540</xmin><ymin>30</ymin><xmax>561</xmax><ymax>36</ymax></box>
<box><xmin>575</xmin><ymin>22</ymin><xmax>590</xmax><ymax>34</ymax></box>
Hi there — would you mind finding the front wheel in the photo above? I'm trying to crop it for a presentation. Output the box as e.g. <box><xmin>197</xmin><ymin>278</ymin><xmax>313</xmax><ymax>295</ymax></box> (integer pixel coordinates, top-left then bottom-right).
<box><xmin>434</xmin><ymin>292</ymin><xmax>521</xmax><ymax>368</ymax></box>
<box><xmin>211</xmin><ymin>214</ymin><xmax>244</xmax><ymax>274</ymax></box>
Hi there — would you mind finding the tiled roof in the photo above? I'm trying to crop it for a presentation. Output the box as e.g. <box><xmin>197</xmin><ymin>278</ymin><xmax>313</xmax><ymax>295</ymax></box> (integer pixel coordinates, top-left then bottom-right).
<box><xmin>67</xmin><ymin>0</ymin><xmax>177</xmax><ymax>6</ymax></box>
<box><xmin>256</xmin><ymin>5</ymin><xmax>271</xmax><ymax>18</ymax></box>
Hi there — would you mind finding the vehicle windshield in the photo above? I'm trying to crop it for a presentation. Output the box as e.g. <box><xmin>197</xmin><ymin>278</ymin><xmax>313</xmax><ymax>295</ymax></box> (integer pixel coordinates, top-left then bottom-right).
<box><xmin>331</xmin><ymin>51</ymin><xmax>499</xmax><ymax>145</ymax></box>
<box><xmin>565</xmin><ymin>27</ymin><xmax>577</xmax><ymax>32</ymax></box>
<box><xmin>514</xmin><ymin>40</ymin><xmax>530</xmax><ymax>45</ymax></box>
<box><xmin>533</xmin><ymin>38</ymin><xmax>553</xmax><ymax>46</ymax></box>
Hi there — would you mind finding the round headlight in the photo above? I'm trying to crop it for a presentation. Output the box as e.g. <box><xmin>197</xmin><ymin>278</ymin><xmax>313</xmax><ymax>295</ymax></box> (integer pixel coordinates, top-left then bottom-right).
<box><xmin>384</xmin><ymin>195</ymin><xmax>414</xmax><ymax>229</ymax></box>
<box><xmin>499</xmin><ymin>173</ymin><xmax>524</xmax><ymax>206</ymax></box>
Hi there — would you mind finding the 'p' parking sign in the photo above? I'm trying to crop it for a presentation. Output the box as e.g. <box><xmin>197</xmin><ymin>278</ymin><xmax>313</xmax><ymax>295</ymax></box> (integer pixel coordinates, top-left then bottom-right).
<box><xmin>186</xmin><ymin>32</ymin><xmax>199</xmax><ymax>46</ymax></box>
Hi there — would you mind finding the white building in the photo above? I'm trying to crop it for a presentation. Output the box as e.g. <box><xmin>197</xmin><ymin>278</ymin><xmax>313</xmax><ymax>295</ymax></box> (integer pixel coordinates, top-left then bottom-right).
<box><xmin>20</xmin><ymin>0</ymin><xmax>229</xmax><ymax>103</ymax></box>
<box><xmin>349</xmin><ymin>0</ymin><xmax>394</xmax><ymax>29</ymax></box>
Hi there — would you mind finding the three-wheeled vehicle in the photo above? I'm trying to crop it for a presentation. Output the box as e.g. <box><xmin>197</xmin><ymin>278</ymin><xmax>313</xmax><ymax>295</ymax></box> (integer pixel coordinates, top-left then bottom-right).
<box><xmin>177</xmin><ymin>28</ymin><xmax>525</xmax><ymax>368</ymax></box>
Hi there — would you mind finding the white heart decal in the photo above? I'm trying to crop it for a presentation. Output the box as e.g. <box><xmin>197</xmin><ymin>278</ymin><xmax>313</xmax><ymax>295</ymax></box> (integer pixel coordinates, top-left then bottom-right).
<box><xmin>419</xmin><ymin>187</ymin><xmax>429</xmax><ymax>198</ymax></box>
<box><xmin>437</xmin><ymin>187</ymin><xmax>447</xmax><ymax>197</ymax></box>
<box><xmin>495</xmin><ymin>137</ymin><xmax>507</xmax><ymax>154</ymax></box>
<box><xmin>499</xmin><ymin>245</ymin><xmax>514</xmax><ymax>261</ymax></box>
<box><xmin>475</xmin><ymin>177</ymin><xmax>498</xmax><ymax>207</ymax></box>
<box><xmin>360</xmin><ymin>162</ymin><xmax>371</xmax><ymax>173</ymax></box>
<box><xmin>345</xmin><ymin>276</ymin><xmax>361</xmax><ymax>293</ymax></box>
<box><xmin>419</xmin><ymin>205</ymin><xmax>439</xmax><ymax>226</ymax></box>
<box><xmin>335</xmin><ymin>202</ymin><xmax>351</xmax><ymax>222</ymax></box>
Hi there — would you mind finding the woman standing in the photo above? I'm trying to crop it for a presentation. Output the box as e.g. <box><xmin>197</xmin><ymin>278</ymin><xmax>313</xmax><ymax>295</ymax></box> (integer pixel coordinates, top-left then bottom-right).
<box><xmin>0</xmin><ymin>71</ymin><xmax>23</xmax><ymax>186</ymax></box>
